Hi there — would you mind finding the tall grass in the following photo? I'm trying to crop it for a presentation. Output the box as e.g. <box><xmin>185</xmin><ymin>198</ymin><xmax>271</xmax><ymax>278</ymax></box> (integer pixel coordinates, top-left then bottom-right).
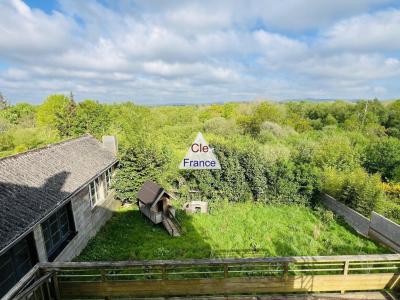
<box><xmin>76</xmin><ymin>202</ymin><xmax>389</xmax><ymax>261</ymax></box>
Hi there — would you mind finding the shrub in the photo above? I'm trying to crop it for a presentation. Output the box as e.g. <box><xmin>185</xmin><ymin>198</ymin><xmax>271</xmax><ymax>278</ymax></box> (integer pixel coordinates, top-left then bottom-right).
<box><xmin>257</xmin><ymin>121</ymin><xmax>297</xmax><ymax>143</ymax></box>
<box><xmin>312</xmin><ymin>135</ymin><xmax>361</xmax><ymax>171</ymax></box>
<box><xmin>181</xmin><ymin>142</ymin><xmax>252</xmax><ymax>202</ymax></box>
<box><xmin>0</xmin><ymin>132</ymin><xmax>14</xmax><ymax>151</ymax></box>
<box><xmin>377</xmin><ymin>183</ymin><xmax>400</xmax><ymax>223</ymax></box>
<box><xmin>363</xmin><ymin>137</ymin><xmax>400</xmax><ymax>182</ymax></box>
<box><xmin>320</xmin><ymin>167</ymin><xmax>344</xmax><ymax>199</ymax></box>
<box><xmin>321</xmin><ymin>167</ymin><xmax>384</xmax><ymax>216</ymax></box>
<box><xmin>382</xmin><ymin>182</ymin><xmax>400</xmax><ymax>201</ymax></box>
<box><xmin>264</xmin><ymin>160</ymin><xmax>318</xmax><ymax>205</ymax></box>
<box><xmin>261</xmin><ymin>143</ymin><xmax>291</xmax><ymax>163</ymax></box>
<box><xmin>204</xmin><ymin>117</ymin><xmax>238</xmax><ymax>135</ymax></box>
<box><xmin>114</xmin><ymin>143</ymin><xmax>170</xmax><ymax>203</ymax></box>
<box><xmin>181</xmin><ymin>141</ymin><xmax>318</xmax><ymax>205</ymax></box>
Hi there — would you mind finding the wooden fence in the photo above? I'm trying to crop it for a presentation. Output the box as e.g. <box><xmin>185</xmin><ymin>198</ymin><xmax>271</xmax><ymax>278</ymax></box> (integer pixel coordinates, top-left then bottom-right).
<box><xmin>321</xmin><ymin>193</ymin><xmax>400</xmax><ymax>252</ymax></box>
<box><xmin>36</xmin><ymin>254</ymin><xmax>400</xmax><ymax>298</ymax></box>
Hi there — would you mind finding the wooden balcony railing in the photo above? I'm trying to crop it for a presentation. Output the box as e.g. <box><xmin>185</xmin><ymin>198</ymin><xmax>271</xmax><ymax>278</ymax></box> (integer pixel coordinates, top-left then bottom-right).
<box><xmin>5</xmin><ymin>254</ymin><xmax>400</xmax><ymax>299</ymax></box>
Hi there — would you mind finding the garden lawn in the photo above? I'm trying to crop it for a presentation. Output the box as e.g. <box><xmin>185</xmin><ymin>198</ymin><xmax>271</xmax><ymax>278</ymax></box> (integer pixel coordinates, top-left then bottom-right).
<box><xmin>76</xmin><ymin>202</ymin><xmax>390</xmax><ymax>261</ymax></box>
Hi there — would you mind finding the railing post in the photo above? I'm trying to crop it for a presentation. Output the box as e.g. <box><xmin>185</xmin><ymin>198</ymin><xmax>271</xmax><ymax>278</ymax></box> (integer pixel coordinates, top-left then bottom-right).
<box><xmin>283</xmin><ymin>262</ymin><xmax>289</xmax><ymax>280</ymax></box>
<box><xmin>223</xmin><ymin>264</ymin><xmax>228</xmax><ymax>278</ymax></box>
<box><xmin>341</xmin><ymin>260</ymin><xmax>350</xmax><ymax>294</ymax></box>
<box><xmin>162</xmin><ymin>265</ymin><xmax>167</xmax><ymax>280</ymax></box>
<box><xmin>101</xmin><ymin>269</ymin><xmax>107</xmax><ymax>281</ymax></box>
<box><xmin>52</xmin><ymin>273</ymin><xmax>61</xmax><ymax>300</ymax></box>
<box><xmin>101</xmin><ymin>270</ymin><xmax>110</xmax><ymax>300</ymax></box>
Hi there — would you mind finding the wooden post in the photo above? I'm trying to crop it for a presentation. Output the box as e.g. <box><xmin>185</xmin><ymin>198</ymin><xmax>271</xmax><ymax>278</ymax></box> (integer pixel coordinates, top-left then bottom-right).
<box><xmin>101</xmin><ymin>269</ymin><xmax>107</xmax><ymax>281</ymax></box>
<box><xmin>101</xmin><ymin>270</ymin><xmax>111</xmax><ymax>300</ymax></box>
<box><xmin>283</xmin><ymin>262</ymin><xmax>289</xmax><ymax>280</ymax></box>
<box><xmin>162</xmin><ymin>265</ymin><xmax>167</xmax><ymax>280</ymax></box>
<box><xmin>52</xmin><ymin>273</ymin><xmax>61</xmax><ymax>300</ymax></box>
<box><xmin>341</xmin><ymin>260</ymin><xmax>350</xmax><ymax>294</ymax></box>
<box><xmin>223</xmin><ymin>264</ymin><xmax>228</xmax><ymax>278</ymax></box>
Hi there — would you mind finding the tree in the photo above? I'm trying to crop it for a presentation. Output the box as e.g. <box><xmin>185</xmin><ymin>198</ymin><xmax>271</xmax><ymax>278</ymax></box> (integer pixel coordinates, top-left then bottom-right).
<box><xmin>37</xmin><ymin>94</ymin><xmax>77</xmax><ymax>137</ymax></box>
<box><xmin>355</xmin><ymin>99</ymin><xmax>388</xmax><ymax>127</ymax></box>
<box><xmin>1</xmin><ymin>103</ymin><xmax>36</xmax><ymax>125</ymax></box>
<box><xmin>74</xmin><ymin>100</ymin><xmax>110</xmax><ymax>137</ymax></box>
<box><xmin>0</xmin><ymin>92</ymin><xmax>8</xmax><ymax>110</ymax></box>
<box><xmin>386</xmin><ymin>100</ymin><xmax>400</xmax><ymax>138</ymax></box>
<box><xmin>363</xmin><ymin>137</ymin><xmax>400</xmax><ymax>182</ymax></box>
<box><xmin>114</xmin><ymin>143</ymin><xmax>169</xmax><ymax>203</ymax></box>
<box><xmin>238</xmin><ymin>102</ymin><xmax>286</xmax><ymax>136</ymax></box>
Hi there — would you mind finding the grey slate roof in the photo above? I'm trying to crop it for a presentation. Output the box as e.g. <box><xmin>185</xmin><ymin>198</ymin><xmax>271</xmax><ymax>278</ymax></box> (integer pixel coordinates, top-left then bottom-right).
<box><xmin>0</xmin><ymin>135</ymin><xmax>117</xmax><ymax>253</ymax></box>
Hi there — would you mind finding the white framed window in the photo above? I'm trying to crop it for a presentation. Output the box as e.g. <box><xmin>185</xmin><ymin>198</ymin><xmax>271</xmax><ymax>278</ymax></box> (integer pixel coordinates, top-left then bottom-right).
<box><xmin>105</xmin><ymin>168</ymin><xmax>112</xmax><ymax>190</ymax></box>
<box><xmin>89</xmin><ymin>179</ymin><xmax>98</xmax><ymax>208</ymax></box>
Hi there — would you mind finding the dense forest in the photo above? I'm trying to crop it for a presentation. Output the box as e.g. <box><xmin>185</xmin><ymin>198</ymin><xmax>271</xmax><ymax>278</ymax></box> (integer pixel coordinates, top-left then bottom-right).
<box><xmin>0</xmin><ymin>93</ymin><xmax>399</xmax><ymax>223</ymax></box>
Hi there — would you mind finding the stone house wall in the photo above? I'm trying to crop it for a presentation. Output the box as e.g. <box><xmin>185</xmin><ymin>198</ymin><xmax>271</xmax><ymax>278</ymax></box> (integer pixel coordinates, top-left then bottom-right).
<box><xmin>33</xmin><ymin>167</ymin><xmax>120</xmax><ymax>262</ymax></box>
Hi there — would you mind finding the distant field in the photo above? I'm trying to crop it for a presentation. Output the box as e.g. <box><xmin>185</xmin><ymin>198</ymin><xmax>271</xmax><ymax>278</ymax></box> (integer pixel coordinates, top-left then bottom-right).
<box><xmin>76</xmin><ymin>202</ymin><xmax>390</xmax><ymax>261</ymax></box>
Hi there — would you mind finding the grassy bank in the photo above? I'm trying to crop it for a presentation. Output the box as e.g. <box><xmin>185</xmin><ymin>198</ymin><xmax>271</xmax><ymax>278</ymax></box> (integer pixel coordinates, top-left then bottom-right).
<box><xmin>76</xmin><ymin>202</ymin><xmax>390</xmax><ymax>261</ymax></box>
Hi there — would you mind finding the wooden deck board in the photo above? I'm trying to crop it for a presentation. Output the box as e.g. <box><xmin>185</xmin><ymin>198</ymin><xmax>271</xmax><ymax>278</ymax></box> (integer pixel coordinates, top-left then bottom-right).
<box><xmin>103</xmin><ymin>291</ymin><xmax>395</xmax><ymax>300</ymax></box>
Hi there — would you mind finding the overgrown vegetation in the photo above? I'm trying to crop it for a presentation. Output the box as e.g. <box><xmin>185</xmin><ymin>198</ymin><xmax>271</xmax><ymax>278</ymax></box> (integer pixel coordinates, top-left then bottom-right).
<box><xmin>76</xmin><ymin>202</ymin><xmax>389</xmax><ymax>261</ymax></box>
<box><xmin>1</xmin><ymin>94</ymin><xmax>400</xmax><ymax>224</ymax></box>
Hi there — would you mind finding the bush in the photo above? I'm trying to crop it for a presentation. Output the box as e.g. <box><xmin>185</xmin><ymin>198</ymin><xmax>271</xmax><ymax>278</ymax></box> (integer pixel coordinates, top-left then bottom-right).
<box><xmin>204</xmin><ymin>117</ymin><xmax>238</xmax><ymax>136</ymax></box>
<box><xmin>363</xmin><ymin>137</ymin><xmax>400</xmax><ymax>182</ymax></box>
<box><xmin>257</xmin><ymin>121</ymin><xmax>297</xmax><ymax>143</ymax></box>
<box><xmin>181</xmin><ymin>142</ymin><xmax>252</xmax><ymax>202</ymax></box>
<box><xmin>114</xmin><ymin>143</ymin><xmax>170</xmax><ymax>203</ymax></box>
<box><xmin>0</xmin><ymin>132</ymin><xmax>14</xmax><ymax>151</ymax></box>
<box><xmin>377</xmin><ymin>183</ymin><xmax>400</xmax><ymax>223</ymax></box>
<box><xmin>312</xmin><ymin>135</ymin><xmax>361</xmax><ymax>171</ymax></box>
<box><xmin>376</xmin><ymin>199</ymin><xmax>400</xmax><ymax>224</ymax></box>
<box><xmin>321</xmin><ymin>167</ymin><xmax>384</xmax><ymax>216</ymax></box>
<box><xmin>181</xmin><ymin>141</ymin><xmax>318</xmax><ymax>205</ymax></box>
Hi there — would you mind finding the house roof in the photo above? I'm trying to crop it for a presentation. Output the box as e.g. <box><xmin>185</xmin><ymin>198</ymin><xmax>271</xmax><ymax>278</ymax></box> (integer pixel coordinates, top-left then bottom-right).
<box><xmin>0</xmin><ymin>135</ymin><xmax>117</xmax><ymax>253</ymax></box>
<box><xmin>137</xmin><ymin>181</ymin><xmax>170</xmax><ymax>206</ymax></box>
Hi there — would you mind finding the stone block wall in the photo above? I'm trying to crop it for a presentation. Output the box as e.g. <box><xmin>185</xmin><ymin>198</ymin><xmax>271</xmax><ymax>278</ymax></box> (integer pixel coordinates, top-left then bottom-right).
<box><xmin>33</xmin><ymin>169</ymin><xmax>121</xmax><ymax>262</ymax></box>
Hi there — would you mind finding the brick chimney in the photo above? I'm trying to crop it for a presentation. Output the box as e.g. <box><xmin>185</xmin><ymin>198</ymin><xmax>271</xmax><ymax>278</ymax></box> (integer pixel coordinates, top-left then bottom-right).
<box><xmin>102</xmin><ymin>136</ymin><xmax>118</xmax><ymax>155</ymax></box>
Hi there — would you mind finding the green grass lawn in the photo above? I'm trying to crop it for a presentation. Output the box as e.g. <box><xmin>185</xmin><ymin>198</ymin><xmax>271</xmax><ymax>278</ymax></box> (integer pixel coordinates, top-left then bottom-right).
<box><xmin>76</xmin><ymin>202</ymin><xmax>390</xmax><ymax>261</ymax></box>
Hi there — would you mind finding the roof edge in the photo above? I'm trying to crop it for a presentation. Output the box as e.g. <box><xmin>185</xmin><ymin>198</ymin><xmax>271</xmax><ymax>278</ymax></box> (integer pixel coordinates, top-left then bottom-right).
<box><xmin>0</xmin><ymin>158</ymin><xmax>119</xmax><ymax>256</ymax></box>
<box><xmin>0</xmin><ymin>134</ymin><xmax>95</xmax><ymax>162</ymax></box>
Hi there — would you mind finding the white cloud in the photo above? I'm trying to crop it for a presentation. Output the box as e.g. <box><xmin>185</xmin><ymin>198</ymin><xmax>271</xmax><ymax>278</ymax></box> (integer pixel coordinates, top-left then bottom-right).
<box><xmin>0</xmin><ymin>0</ymin><xmax>77</xmax><ymax>58</ymax></box>
<box><xmin>0</xmin><ymin>0</ymin><xmax>400</xmax><ymax>104</ymax></box>
<box><xmin>252</xmin><ymin>0</ymin><xmax>392</xmax><ymax>31</ymax></box>
<box><xmin>294</xmin><ymin>54</ymin><xmax>400</xmax><ymax>80</ymax></box>
<box><xmin>321</xmin><ymin>9</ymin><xmax>400</xmax><ymax>51</ymax></box>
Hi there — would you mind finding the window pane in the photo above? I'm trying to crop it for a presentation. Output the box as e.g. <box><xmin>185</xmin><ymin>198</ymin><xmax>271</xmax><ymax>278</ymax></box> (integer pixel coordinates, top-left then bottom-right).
<box><xmin>49</xmin><ymin>214</ymin><xmax>57</xmax><ymax>225</ymax></box>
<box><xmin>45</xmin><ymin>238</ymin><xmax>52</xmax><ymax>252</ymax></box>
<box><xmin>0</xmin><ymin>255</ymin><xmax>14</xmax><ymax>286</ymax></box>
<box><xmin>50</xmin><ymin>221</ymin><xmax>58</xmax><ymax>235</ymax></box>
<box><xmin>14</xmin><ymin>243</ymin><xmax>30</xmax><ymax>267</ymax></box>
<box><xmin>60</xmin><ymin>223</ymin><xmax>69</xmax><ymax>237</ymax></box>
<box><xmin>59</xmin><ymin>211</ymin><xmax>68</xmax><ymax>226</ymax></box>
<box><xmin>0</xmin><ymin>235</ymin><xmax>37</xmax><ymax>298</ymax></box>
<box><xmin>0</xmin><ymin>260</ymin><xmax>16</xmax><ymax>299</ymax></box>
<box><xmin>41</xmin><ymin>204</ymin><xmax>74</xmax><ymax>260</ymax></box>
<box><xmin>51</xmin><ymin>231</ymin><xmax>61</xmax><ymax>245</ymax></box>
<box><xmin>90</xmin><ymin>181</ymin><xmax>97</xmax><ymax>206</ymax></box>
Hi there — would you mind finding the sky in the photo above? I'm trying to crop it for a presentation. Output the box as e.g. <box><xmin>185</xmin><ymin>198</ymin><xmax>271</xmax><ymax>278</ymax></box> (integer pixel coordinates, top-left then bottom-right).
<box><xmin>0</xmin><ymin>0</ymin><xmax>400</xmax><ymax>104</ymax></box>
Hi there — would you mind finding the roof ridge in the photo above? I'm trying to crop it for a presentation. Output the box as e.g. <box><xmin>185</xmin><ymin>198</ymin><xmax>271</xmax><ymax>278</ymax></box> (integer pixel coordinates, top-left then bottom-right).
<box><xmin>0</xmin><ymin>134</ymin><xmax>94</xmax><ymax>162</ymax></box>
